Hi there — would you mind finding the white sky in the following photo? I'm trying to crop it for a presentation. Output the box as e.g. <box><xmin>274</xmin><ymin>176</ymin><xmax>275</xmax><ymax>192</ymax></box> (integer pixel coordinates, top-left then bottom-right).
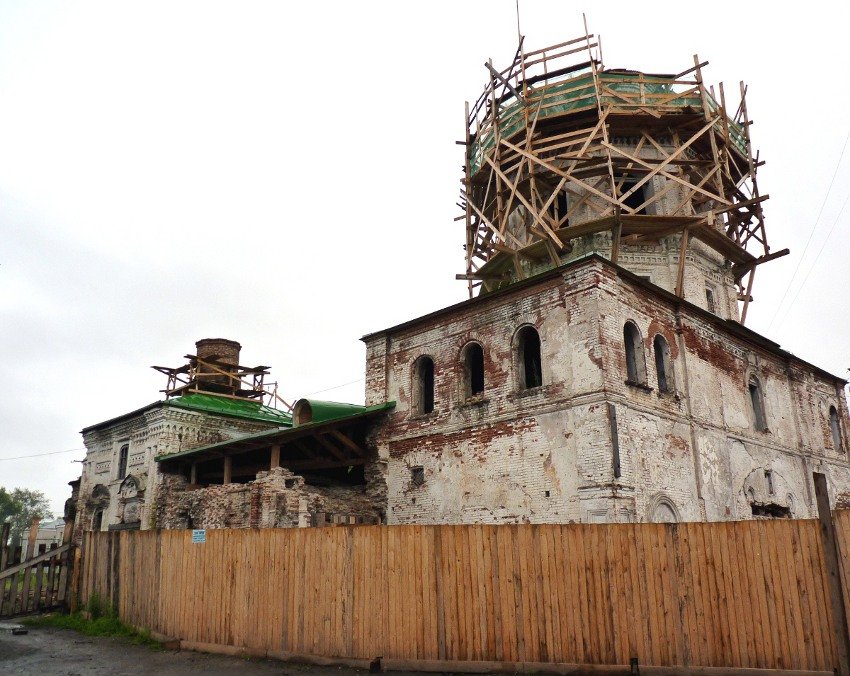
<box><xmin>1</xmin><ymin>1</ymin><xmax>848</xmax><ymax>516</ymax></box>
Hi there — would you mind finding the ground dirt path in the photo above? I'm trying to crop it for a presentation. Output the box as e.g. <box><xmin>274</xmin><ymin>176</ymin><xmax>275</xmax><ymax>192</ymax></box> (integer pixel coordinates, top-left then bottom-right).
<box><xmin>0</xmin><ymin>622</ymin><xmax>368</xmax><ymax>675</ymax></box>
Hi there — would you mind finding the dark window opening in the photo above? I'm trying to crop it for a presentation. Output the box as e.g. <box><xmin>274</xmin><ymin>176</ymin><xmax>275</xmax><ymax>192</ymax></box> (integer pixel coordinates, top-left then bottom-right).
<box><xmin>749</xmin><ymin>377</ymin><xmax>767</xmax><ymax>431</ymax></box>
<box><xmin>117</xmin><ymin>444</ymin><xmax>129</xmax><ymax>480</ymax></box>
<box><xmin>751</xmin><ymin>503</ymin><xmax>790</xmax><ymax>518</ymax></box>
<box><xmin>620</xmin><ymin>179</ymin><xmax>648</xmax><ymax>215</ymax></box>
<box><xmin>411</xmin><ymin>466</ymin><xmax>425</xmax><ymax>487</ymax></box>
<box><xmin>464</xmin><ymin>343</ymin><xmax>485</xmax><ymax>396</ymax></box>
<box><xmin>705</xmin><ymin>286</ymin><xmax>717</xmax><ymax>314</ymax></box>
<box><xmin>548</xmin><ymin>190</ymin><xmax>569</xmax><ymax>227</ymax></box>
<box><xmin>624</xmin><ymin>322</ymin><xmax>647</xmax><ymax>385</ymax></box>
<box><xmin>415</xmin><ymin>356</ymin><xmax>435</xmax><ymax>414</ymax></box>
<box><xmin>93</xmin><ymin>510</ymin><xmax>103</xmax><ymax>531</ymax></box>
<box><xmin>830</xmin><ymin>406</ymin><xmax>843</xmax><ymax>452</ymax></box>
<box><xmin>653</xmin><ymin>335</ymin><xmax>673</xmax><ymax>394</ymax></box>
<box><xmin>517</xmin><ymin>326</ymin><xmax>542</xmax><ymax>390</ymax></box>
<box><xmin>765</xmin><ymin>470</ymin><xmax>774</xmax><ymax>495</ymax></box>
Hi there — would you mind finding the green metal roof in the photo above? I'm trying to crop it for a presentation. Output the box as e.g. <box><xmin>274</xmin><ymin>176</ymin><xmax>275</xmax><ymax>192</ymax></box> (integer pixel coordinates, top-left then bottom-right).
<box><xmin>164</xmin><ymin>392</ymin><xmax>293</xmax><ymax>425</ymax></box>
<box><xmin>155</xmin><ymin>401</ymin><xmax>395</xmax><ymax>463</ymax></box>
<box><xmin>293</xmin><ymin>399</ymin><xmax>373</xmax><ymax>425</ymax></box>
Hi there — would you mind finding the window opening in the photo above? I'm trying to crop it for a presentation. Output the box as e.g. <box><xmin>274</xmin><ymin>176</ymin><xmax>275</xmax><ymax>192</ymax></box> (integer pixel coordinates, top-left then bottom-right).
<box><xmin>93</xmin><ymin>509</ymin><xmax>103</xmax><ymax>531</ymax></box>
<box><xmin>619</xmin><ymin>179</ymin><xmax>648</xmax><ymax>215</ymax></box>
<box><xmin>764</xmin><ymin>470</ymin><xmax>774</xmax><ymax>495</ymax></box>
<box><xmin>749</xmin><ymin>377</ymin><xmax>767</xmax><ymax>431</ymax></box>
<box><xmin>464</xmin><ymin>343</ymin><xmax>485</xmax><ymax>396</ymax></box>
<box><xmin>653</xmin><ymin>335</ymin><xmax>673</xmax><ymax>394</ymax></box>
<box><xmin>117</xmin><ymin>444</ymin><xmax>129</xmax><ymax>480</ymax></box>
<box><xmin>548</xmin><ymin>190</ymin><xmax>569</xmax><ymax>227</ymax></box>
<box><xmin>624</xmin><ymin>322</ymin><xmax>647</xmax><ymax>385</ymax></box>
<box><xmin>705</xmin><ymin>286</ymin><xmax>717</xmax><ymax>314</ymax></box>
<box><xmin>517</xmin><ymin>326</ymin><xmax>542</xmax><ymax>389</ymax></box>
<box><xmin>830</xmin><ymin>406</ymin><xmax>843</xmax><ymax>452</ymax></box>
<box><xmin>410</xmin><ymin>466</ymin><xmax>425</xmax><ymax>487</ymax></box>
<box><xmin>751</xmin><ymin>503</ymin><xmax>790</xmax><ymax>518</ymax></box>
<box><xmin>414</xmin><ymin>357</ymin><xmax>435</xmax><ymax>414</ymax></box>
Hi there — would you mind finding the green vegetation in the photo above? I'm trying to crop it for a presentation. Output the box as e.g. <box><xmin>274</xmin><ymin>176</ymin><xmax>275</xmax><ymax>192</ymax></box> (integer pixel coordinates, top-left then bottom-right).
<box><xmin>23</xmin><ymin>593</ymin><xmax>160</xmax><ymax>649</ymax></box>
<box><xmin>1</xmin><ymin>487</ymin><xmax>53</xmax><ymax>545</ymax></box>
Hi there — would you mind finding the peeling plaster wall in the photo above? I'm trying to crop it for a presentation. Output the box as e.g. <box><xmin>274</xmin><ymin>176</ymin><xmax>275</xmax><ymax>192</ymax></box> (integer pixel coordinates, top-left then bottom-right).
<box><xmin>365</xmin><ymin>257</ymin><xmax>850</xmax><ymax>525</ymax></box>
<box><xmin>75</xmin><ymin>406</ymin><xmax>279</xmax><ymax>540</ymax></box>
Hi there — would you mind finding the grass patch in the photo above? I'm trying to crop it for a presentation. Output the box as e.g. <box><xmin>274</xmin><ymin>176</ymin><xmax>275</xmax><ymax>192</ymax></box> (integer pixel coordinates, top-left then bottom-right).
<box><xmin>23</xmin><ymin>609</ymin><xmax>161</xmax><ymax>649</ymax></box>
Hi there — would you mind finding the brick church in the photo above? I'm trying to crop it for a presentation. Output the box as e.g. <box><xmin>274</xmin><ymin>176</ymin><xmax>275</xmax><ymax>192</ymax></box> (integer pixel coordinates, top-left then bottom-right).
<box><xmin>72</xmin><ymin>32</ymin><xmax>849</xmax><ymax>536</ymax></box>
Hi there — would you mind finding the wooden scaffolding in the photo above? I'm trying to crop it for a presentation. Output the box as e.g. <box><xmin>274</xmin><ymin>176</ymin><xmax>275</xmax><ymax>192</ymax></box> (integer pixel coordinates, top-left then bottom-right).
<box><xmin>458</xmin><ymin>30</ymin><xmax>787</xmax><ymax>322</ymax></box>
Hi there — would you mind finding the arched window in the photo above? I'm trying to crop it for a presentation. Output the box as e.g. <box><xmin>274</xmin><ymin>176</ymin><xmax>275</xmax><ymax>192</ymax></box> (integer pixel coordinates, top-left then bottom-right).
<box><xmin>413</xmin><ymin>356</ymin><xmax>435</xmax><ymax>414</ymax></box>
<box><xmin>516</xmin><ymin>326</ymin><xmax>542</xmax><ymax>390</ymax></box>
<box><xmin>653</xmin><ymin>335</ymin><xmax>674</xmax><ymax>394</ymax></box>
<box><xmin>624</xmin><ymin>322</ymin><xmax>647</xmax><ymax>385</ymax></box>
<box><xmin>749</xmin><ymin>376</ymin><xmax>767</xmax><ymax>431</ymax></box>
<box><xmin>117</xmin><ymin>444</ymin><xmax>129</xmax><ymax>480</ymax></box>
<box><xmin>463</xmin><ymin>342</ymin><xmax>485</xmax><ymax>397</ymax></box>
<box><xmin>831</xmin><ymin>406</ymin><xmax>844</xmax><ymax>452</ymax></box>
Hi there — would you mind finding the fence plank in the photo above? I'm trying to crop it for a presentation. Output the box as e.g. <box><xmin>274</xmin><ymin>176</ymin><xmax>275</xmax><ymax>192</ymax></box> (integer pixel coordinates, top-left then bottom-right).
<box><xmin>73</xmin><ymin>518</ymin><xmax>850</xmax><ymax>671</ymax></box>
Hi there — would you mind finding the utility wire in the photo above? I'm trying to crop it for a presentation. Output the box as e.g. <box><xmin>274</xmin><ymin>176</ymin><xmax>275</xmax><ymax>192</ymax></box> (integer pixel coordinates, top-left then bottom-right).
<box><xmin>767</xmin><ymin>132</ymin><xmax>849</xmax><ymax>331</ymax></box>
<box><xmin>304</xmin><ymin>377</ymin><xmax>365</xmax><ymax>397</ymax></box>
<box><xmin>0</xmin><ymin>447</ymin><xmax>85</xmax><ymax>462</ymax></box>
<box><xmin>774</xmin><ymin>190</ymin><xmax>850</xmax><ymax>329</ymax></box>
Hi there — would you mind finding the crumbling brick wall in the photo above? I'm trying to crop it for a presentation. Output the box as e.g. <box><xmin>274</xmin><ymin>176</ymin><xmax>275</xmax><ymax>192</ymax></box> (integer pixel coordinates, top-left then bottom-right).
<box><xmin>155</xmin><ymin>466</ymin><xmax>383</xmax><ymax>530</ymax></box>
<box><xmin>364</xmin><ymin>255</ymin><xmax>850</xmax><ymax>525</ymax></box>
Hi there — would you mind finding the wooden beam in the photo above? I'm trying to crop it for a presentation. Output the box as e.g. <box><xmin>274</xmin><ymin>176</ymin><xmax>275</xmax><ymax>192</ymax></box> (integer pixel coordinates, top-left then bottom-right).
<box><xmin>270</xmin><ymin>444</ymin><xmax>281</xmax><ymax>469</ymax></box>
<box><xmin>329</xmin><ymin>430</ymin><xmax>366</xmax><ymax>457</ymax></box>
<box><xmin>813</xmin><ymin>472</ymin><xmax>850</xmax><ymax>676</ymax></box>
<box><xmin>675</xmin><ymin>229</ymin><xmax>690</xmax><ymax>298</ymax></box>
<box><xmin>485</xmin><ymin>61</ymin><xmax>523</xmax><ymax>104</ymax></box>
<box><xmin>316</xmin><ymin>434</ymin><xmax>347</xmax><ymax>462</ymax></box>
<box><xmin>223</xmin><ymin>456</ymin><xmax>232</xmax><ymax>485</ymax></box>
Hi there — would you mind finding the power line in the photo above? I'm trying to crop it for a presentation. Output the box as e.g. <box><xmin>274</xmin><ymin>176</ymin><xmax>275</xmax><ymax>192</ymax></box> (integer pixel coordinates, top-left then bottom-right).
<box><xmin>0</xmin><ymin>447</ymin><xmax>85</xmax><ymax>462</ymax></box>
<box><xmin>767</xmin><ymin>132</ymin><xmax>849</xmax><ymax>331</ymax></box>
<box><xmin>304</xmin><ymin>377</ymin><xmax>365</xmax><ymax>397</ymax></box>
<box><xmin>775</xmin><ymin>190</ymin><xmax>850</xmax><ymax>328</ymax></box>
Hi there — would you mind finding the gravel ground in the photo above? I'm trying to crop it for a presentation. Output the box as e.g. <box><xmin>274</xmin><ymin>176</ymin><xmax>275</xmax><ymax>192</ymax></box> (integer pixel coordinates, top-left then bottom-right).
<box><xmin>0</xmin><ymin>620</ymin><xmax>368</xmax><ymax>675</ymax></box>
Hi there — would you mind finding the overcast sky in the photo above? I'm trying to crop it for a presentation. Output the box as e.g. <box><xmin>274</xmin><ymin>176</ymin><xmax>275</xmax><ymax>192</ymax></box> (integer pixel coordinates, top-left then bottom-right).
<box><xmin>1</xmin><ymin>1</ymin><xmax>848</xmax><ymax>516</ymax></box>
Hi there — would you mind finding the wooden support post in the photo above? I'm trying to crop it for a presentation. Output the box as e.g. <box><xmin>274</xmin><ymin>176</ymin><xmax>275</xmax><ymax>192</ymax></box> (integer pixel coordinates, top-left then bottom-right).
<box><xmin>190</xmin><ymin>462</ymin><xmax>198</xmax><ymax>485</ymax></box>
<box><xmin>813</xmin><ymin>472</ymin><xmax>850</xmax><ymax>676</ymax></box>
<box><xmin>26</xmin><ymin>516</ymin><xmax>41</xmax><ymax>561</ymax></box>
<box><xmin>740</xmin><ymin>268</ymin><xmax>756</xmax><ymax>325</ymax></box>
<box><xmin>675</xmin><ymin>229</ymin><xmax>690</xmax><ymax>298</ymax></box>
<box><xmin>611</xmin><ymin>207</ymin><xmax>622</xmax><ymax>264</ymax></box>
<box><xmin>270</xmin><ymin>444</ymin><xmax>281</xmax><ymax>469</ymax></box>
<box><xmin>222</xmin><ymin>456</ymin><xmax>232</xmax><ymax>485</ymax></box>
<box><xmin>0</xmin><ymin>522</ymin><xmax>9</xmax><ymax>571</ymax></box>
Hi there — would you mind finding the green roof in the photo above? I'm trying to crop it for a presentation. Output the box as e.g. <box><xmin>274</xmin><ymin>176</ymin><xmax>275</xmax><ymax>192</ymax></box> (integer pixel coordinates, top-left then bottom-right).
<box><xmin>293</xmin><ymin>399</ymin><xmax>374</xmax><ymax>425</ymax></box>
<box><xmin>164</xmin><ymin>392</ymin><xmax>292</xmax><ymax>425</ymax></box>
<box><xmin>155</xmin><ymin>401</ymin><xmax>395</xmax><ymax>463</ymax></box>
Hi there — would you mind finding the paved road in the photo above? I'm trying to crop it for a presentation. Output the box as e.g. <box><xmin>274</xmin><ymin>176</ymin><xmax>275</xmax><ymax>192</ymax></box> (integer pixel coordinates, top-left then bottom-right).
<box><xmin>0</xmin><ymin>622</ymin><xmax>367</xmax><ymax>675</ymax></box>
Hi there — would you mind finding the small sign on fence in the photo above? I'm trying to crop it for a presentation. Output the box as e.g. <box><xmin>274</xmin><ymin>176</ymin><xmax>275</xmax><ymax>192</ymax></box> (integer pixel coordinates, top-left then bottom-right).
<box><xmin>191</xmin><ymin>529</ymin><xmax>206</xmax><ymax>544</ymax></box>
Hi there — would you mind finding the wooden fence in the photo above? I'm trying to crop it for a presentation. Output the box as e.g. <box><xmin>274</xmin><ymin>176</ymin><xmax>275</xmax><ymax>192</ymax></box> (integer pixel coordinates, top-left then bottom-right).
<box><xmin>0</xmin><ymin>520</ymin><xmax>75</xmax><ymax>618</ymax></box>
<box><xmin>77</xmin><ymin>514</ymin><xmax>850</xmax><ymax>673</ymax></box>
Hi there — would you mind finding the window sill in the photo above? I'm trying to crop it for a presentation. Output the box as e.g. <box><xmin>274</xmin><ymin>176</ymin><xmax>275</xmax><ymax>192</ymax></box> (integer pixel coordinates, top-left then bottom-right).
<box><xmin>410</xmin><ymin>411</ymin><xmax>438</xmax><ymax>422</ymax></box>
<box><xmin>459</xmin><ymin>395</ymin><xmax>489</xmax><ymax>408</ymax></box>
<box><xmin>515</xmin><ymin>385</ymin><xmax>545</xmax><ymax>399</ymax></box>
<box><xmin>625</xmin><ymin>379</ymin><xmax>653</xmax><ymax>392</ymax></box>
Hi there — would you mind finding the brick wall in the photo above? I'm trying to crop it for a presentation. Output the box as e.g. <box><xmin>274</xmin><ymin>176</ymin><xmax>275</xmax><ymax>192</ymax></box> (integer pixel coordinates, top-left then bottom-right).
<box><xmin>364</xmin><ymin>256</ymin><xmax>850</xmax><ymax>525</ymax></box>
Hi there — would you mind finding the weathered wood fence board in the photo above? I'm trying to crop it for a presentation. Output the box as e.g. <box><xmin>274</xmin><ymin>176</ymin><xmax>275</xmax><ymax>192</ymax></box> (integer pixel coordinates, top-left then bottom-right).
<box><xmin>79</xmin><ymin>519</ymin><xmax>850</xmax><ymax>670</ymax></box>
<box><xmin>0</xmin><ymin>543</ymin><xmax>73</xmax><ymax>618</ymax></box>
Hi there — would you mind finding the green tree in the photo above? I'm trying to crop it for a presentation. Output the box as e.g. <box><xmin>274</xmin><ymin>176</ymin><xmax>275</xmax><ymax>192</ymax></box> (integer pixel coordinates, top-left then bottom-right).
<box><xmin>0</xmin><ymin>488</ymin><xmax>53</xmax><ymax>546</ymax></box>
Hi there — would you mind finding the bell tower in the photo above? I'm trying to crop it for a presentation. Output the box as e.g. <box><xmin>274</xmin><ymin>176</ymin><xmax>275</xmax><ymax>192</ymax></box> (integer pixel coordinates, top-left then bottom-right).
<box><xmin>458</xmin><ymin>30</ymin><xmax>787</xmax><ymax>322</ymax></box>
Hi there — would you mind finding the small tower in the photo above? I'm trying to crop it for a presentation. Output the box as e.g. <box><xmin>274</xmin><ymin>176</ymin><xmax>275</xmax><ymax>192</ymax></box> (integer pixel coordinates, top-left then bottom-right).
<box><xmin>458</xmin><ymin>30</ymin><xmax>787</xmax><ymax>322</ymax></box>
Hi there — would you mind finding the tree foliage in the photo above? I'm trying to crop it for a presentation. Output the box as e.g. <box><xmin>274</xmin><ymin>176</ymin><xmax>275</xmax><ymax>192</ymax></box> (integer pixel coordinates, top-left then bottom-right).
<box><xmin>0</xmin><ymin>487</ymin><xmax>53</xmax><ymax>545</ymax></box>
